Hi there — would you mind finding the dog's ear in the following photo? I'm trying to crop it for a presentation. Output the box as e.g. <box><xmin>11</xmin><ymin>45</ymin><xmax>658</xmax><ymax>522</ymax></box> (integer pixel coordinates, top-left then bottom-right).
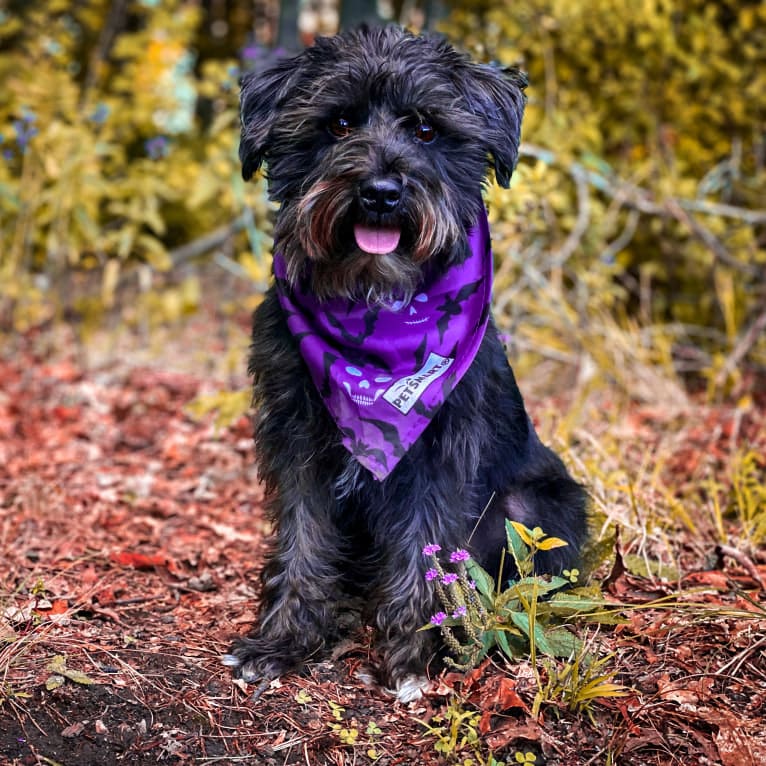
<box><xmin>239</xmin><ymin>56</ymin><xmax>298</xmax><ymax>181</ymax></box>
<box><xmin>461</xmin><ymin>64</ymin><xmax>527</xmax><ymax>188</ymax></box>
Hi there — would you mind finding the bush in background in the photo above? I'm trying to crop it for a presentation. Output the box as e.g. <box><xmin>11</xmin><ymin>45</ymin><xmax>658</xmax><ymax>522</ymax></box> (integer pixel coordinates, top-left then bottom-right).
<box><xmin>0</xmin><ymin>0</ymin><xmax>270</xmax><ymax>330</ymax></box>
<box><xmin>1</xmin><ymin>0</ymin><xmax>764</xmax><ymax>395</ymax></box>
<box><xmin>447</xmin><ymin>0</ymin><xmax>765</xmax><ymax>393</ymax></box>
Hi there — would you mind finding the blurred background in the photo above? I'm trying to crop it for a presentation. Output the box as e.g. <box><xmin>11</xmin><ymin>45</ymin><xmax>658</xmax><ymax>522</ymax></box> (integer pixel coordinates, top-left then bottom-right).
<box><xmin>0</xmin><ymin>0</ymin><xmax>764</xmax><ymax>401</ymax></box>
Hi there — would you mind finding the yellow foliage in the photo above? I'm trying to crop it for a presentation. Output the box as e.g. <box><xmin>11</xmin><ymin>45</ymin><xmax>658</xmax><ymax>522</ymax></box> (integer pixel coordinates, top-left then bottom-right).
<box><xmin>0</xmin><ymin>1</ymin><xmax>268</xmax><ymax>330</ymax></box>
<box><xmin>446</xmin><ymin>0</ymin><xmax>766</xmax><ymax>370</ymax></box>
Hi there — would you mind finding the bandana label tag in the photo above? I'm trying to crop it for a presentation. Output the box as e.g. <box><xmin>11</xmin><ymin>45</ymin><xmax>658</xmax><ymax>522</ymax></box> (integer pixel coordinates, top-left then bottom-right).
<box><xmin>382</xmin><ymin>352</ymin><xmax>453</xmax><ymax>414</ymax></box>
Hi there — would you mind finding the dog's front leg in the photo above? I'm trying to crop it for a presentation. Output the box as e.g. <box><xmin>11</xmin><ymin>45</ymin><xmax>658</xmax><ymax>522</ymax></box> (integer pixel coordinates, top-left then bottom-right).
<box><xmin>372</xmin><ymin>510</ymin><xmax>461</xmax><ymax>702</ymax></box>
<box><xmin>224</xmin><ymin>482</ymin><xmax>343</xmax><ymax>685</ymax></box>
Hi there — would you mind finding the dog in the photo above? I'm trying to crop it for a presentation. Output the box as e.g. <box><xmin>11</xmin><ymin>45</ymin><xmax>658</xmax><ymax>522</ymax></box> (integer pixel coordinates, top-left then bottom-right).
<box><xmin>223</xmin><ymin>26</ymin><xmax>587</xmax><ymax>702</ymax></box>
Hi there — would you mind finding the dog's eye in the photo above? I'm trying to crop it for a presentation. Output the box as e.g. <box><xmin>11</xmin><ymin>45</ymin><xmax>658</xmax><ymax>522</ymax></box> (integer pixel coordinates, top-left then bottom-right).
<box><xmin>329</xmin><ymin>116</ymin><xmax>353</xmax><ymax>138</ymax></box>
<box><xmin>414</xmin><ymin>122</ymin><xmax>436</xmax><ymax>143</ymax></box>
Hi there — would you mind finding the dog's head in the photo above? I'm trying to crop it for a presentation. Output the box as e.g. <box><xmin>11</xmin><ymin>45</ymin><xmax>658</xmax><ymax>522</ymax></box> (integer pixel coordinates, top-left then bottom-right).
<box><xmin>239</xmin><ymin>26</ymin><xmax>526</xmax><ymax>302</ymax></box>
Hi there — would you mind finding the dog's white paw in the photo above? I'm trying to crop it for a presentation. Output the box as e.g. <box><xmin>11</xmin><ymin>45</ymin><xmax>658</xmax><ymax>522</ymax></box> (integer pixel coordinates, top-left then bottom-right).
<box><xmin>389</xmin><ymin>674</ymin><xmax>431</xmax><ymax>703</ymax></box>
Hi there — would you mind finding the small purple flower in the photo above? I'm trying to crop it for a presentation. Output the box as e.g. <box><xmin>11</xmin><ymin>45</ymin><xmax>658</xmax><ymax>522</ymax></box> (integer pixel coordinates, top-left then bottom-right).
<box><xmin>468</xmin><ymin>580</ymin><xmax>477</xmax><ymax>590</ymax></box>
<box><xmin>452</xmin><ymin>606</ymin><xmax>467</xmax><ymax>619</ymax></box>
<box><xmin>422</xmin><ymin>543</ymin><xmax>441</xmax><ymax>557</ymax></box>
<box><xmin>441</xmin><ymin>573</ymin><xmax>459</xmax><ymax>585</ymax></box>
<box><xmin>13</xmin><ymin>115</ymin><xmax>38</xmax><ymax>151</ymax></box>
<box><xmin>425</xmin><ymin>568</ymin><xmax>439</xmax><ymax>582</ymax></box>
<box><xmin>241</xmin><ymin>44</ymin><xmax>263</xmax><ymax>64</ymax></box>
<box><xmin>145</xmin><ymin>136</ymin><xmax>169</xmax><ymax>160</ymax></box>
<box><xmin>89</xmin><ymin>103</ymin><xmax>110</xmax><ymax>125</ymax></box>
<box><xmin>449</xmin><ymin>549</ymin><xmax>470</xmax><ymax>563</ymax></box>
<box><xmin>430</xmin><ymin>611</ymin><xmax>447</xmax><ymax>626</ymax></box>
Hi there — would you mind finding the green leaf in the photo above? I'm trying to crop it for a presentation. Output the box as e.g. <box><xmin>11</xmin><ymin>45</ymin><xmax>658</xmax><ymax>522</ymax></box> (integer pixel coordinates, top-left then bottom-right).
<box><xmin>512</xmin><ymin>577</ymin><xmax>567</xmax><ymax>598</ymax></box>
<box><xmin>531</xmin><ymin>622</ymin><xmax>555</xmax><ymax>656</ymax></box>
<box><xmin>465</xmin><ymin>558</ymin><xmax>495</xmax><ymax>601</ymax></box>
<box><xmin>506</xmin><ymin>520</ymin><xmax>531</xmax><ymax>572</ymax></box>
<box><xmin>495</xmin><ymin>588</ymin><xmax>521</xmax><ymax>611</ymax></box>
<box><xmin>494</xmin><ymin>627</ymin><xmax>522</xmax><ymax>660</ymax></box>
<box><xmin>46</xmin><ymin>655</ymin><xmax>95</xmax><ymax>685</ymax></box>
<box><xmin>541</xmin><ymin>587</ymin><xmax>626</xmax><ymax>624</ymax></box>
<box><xmin>509</xmin><ymin>610</ymin><xmax>532</xmax><ymax>639</ymax></box>
<box><xmin>540</xmin><ymin>626</ymin><xmax>583</xmax><ymax>658</ymax></box>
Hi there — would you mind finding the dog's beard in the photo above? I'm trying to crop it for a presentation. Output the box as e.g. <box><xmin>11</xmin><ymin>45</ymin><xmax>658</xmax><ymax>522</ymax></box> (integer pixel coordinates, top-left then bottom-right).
<box><xmin>274</xmin><ymin>173</ymin><xmax>464</xmax><ymax>305</ymax></box>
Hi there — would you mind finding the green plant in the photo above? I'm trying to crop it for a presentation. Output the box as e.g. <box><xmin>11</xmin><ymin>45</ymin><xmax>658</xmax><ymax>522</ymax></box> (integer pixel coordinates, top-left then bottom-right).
<box><xmin>533</xmin><ymin>648</ymin><xmax>628</xmax><ymax>721</ymax></box>
<box><xmin>0</xmin><ymin>1</ymin><xmax>270</xmax><ymax>331</ymax></box>
<box><xmin>443</xmin><ymin>0</ymin><xmax>766</xmax><ymax>397</ymax></box>
<box><xmin>422</xmin><ymin>522</ymin><xmax>620</xmax><ymax>670</ymax></box>
<box><xmin>703</xmin><ymin>447</ymin><xmax>766</xmax><ymax>550</ymax></box>
<box><xmin>420</xmin><ymin>697</ymin><xmax>503</xmax><ymax>766</ymax></box>
<box><xmin>729</xmin><ymin>449</ymin><xmax>766</xmax><ymax>547</ymax></box>
<box><xmin>326</xmin><ymin>702</ymin><xmax>384</xmax><ymax>760</ymax></box>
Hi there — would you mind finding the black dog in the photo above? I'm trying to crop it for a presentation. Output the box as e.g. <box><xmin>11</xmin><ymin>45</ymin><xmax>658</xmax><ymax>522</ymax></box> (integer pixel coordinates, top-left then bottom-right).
<box><xmin>224</xmin><ymin>26</ymin><xmax>587</xmax><ymax>701</ymax></box>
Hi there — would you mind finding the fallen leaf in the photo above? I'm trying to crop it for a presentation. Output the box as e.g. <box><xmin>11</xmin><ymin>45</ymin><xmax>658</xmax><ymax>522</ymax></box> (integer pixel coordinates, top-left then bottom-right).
<box><xmin>484</xmin><ymin>718</ymin><xmax>543</xmax><ymax>751</ymax></box>
<box><xmin>46</xmin><ymin>674</ymin><xmax>66</xmax><ymax>691</ymax></box>
<box><xmin>61</xmin><ymin>722</ymin><xmax>86</xmax><ymax>738</ymax></box>
<box><xmin>715</xmin><ymin>722</ymin><xmax>765</xmax><ymax>766</ymax></box>
<box><xmin>46</xmin><ymin>654</ymin><xmax>96</xmax><ymax>685</ymax></box>
<box><xmin>109</xmin><ymin>551</ymin><xmax>171</xmax><ymax>570</ymax></box>
<box><xmin>479</xmin><ymin>676</ymin><xmax>531</xmax><ymax>717</ymax></box>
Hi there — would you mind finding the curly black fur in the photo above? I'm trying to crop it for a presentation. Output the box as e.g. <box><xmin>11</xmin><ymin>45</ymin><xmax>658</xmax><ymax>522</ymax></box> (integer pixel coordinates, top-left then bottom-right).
<box><xmin>225</xmin><ymin>26</ymin><xmax>587</xmax><ymax>697</ymax></box>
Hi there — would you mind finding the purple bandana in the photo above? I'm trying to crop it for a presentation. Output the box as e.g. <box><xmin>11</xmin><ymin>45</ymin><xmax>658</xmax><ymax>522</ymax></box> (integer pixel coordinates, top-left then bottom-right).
<box><xmin>274</xmin><ymin>208</ymin><xmax>492</xmax><ymax>480</ymax></box>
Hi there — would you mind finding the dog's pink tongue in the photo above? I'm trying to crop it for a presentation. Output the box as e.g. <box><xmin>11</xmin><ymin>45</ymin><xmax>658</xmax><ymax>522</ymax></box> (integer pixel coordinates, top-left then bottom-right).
<box><xmin>354</xmin><ymin>225</ymin><xmax>401</xmax><ymax>255</ymax></box>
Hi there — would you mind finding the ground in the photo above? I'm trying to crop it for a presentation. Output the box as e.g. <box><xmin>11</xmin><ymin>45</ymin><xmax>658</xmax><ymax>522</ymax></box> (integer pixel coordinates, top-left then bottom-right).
<box><xmin>1</xmin><ymin>292</ymin><xmax>765</xmax><ymax>765</ymax></box>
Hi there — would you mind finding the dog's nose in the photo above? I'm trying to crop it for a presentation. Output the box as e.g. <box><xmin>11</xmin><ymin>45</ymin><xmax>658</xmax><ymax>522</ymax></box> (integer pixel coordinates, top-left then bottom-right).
<box><xmin>359</xmin><ymin>177</ymin><xmax>402</xmax><ymax>215</ymax></box>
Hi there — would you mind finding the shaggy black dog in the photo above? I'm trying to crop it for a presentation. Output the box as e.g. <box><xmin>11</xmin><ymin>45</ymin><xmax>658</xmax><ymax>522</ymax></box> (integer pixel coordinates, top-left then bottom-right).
<box><xmin>224</xmin><ymin>26</ymin><xmax>587</xmax><ymax>702</ymax></box>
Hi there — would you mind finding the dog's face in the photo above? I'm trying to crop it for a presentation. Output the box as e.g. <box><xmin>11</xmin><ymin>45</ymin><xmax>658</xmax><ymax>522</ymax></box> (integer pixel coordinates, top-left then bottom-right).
<box><xmin>239</xmin><ymin>26</ymin><xmax>526</xmax><ymax>302</ymax></box>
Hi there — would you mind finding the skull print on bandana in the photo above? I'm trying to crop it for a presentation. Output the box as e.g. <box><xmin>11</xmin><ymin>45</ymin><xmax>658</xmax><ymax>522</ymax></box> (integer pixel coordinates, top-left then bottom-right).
<box><xmin>273</xmin><ymin>206</ymin><xmax>493</xmax><ymax>480</ymax></box>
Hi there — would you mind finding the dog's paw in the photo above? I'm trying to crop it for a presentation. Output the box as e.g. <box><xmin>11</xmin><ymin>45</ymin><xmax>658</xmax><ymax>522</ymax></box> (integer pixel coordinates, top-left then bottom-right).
<box><xmin>386</xmin><ymin>674</ymin><xmax>431</xmax><ymax>704</ymax></box>
<box><xmin>221</xmin><ymin>653</ymin><xmax>272</xmax><ymax>685</ymax></box>
<box><xmin>223</xmin><ymin>636</ymin><xmax>296</xmax><ymax>685</ymax></box>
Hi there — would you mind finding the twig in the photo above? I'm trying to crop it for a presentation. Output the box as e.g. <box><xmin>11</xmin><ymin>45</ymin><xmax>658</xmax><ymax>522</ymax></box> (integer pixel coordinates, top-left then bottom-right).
<box><xmin>716</xmin><ymin>543</ymin><xmax>765</xmax><ymax>590</ymax></box>
<box><xmin>714</xmin><ymin>304</ymin><xmax>766</xmax><ymax>390</ymax></box>
<box><xmin>519</xmin><ymin>143</ymin><xmax>766</xmax><ymax>275</ymax></box>
<box><xmin>81</xmin><ymin>0</ymin><xmax>129</xmax><ymax>104</ymax></box>
<box><xmin>664</xmin><ymin>197</ymin><xmax>755</xmax><ymax>275</ymax></box>
<box><xmin>521</xmin><ymin>143</ymin><xmax>766</xmax><ymax>224</ymax></box>
<box><xmin>600</xmin><ymin>208</ymin><xmax>640</xmax><ymax>264</ymax></box>
<box><xmin>168</xmin><ymin>214</ymin><xmax>249</xmax><ymax>268</ymax></box>
<box><xmin>715</xmin><ymin>635</ymin><xmax>766</xmax><ymax>677</ymax></box>
<box><xmin>550</xmin><ymin>161</ymin><xmax>590</xmax><ymax>267</ymax></box>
